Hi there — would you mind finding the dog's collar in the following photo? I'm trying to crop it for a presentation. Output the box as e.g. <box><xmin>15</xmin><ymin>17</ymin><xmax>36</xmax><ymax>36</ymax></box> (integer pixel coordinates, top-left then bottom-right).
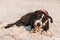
<box><xmin>40</xmin><ymin>10</ymin><xmax>49</xmax><ymax>16</ymax></box>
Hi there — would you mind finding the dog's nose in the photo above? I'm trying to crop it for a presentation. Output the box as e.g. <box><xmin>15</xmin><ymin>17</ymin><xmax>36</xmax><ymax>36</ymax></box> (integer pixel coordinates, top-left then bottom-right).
<box><xmin>37</xmin><ymin>23</ymin><xmax>40</xmax><ymax>26</ymax></box>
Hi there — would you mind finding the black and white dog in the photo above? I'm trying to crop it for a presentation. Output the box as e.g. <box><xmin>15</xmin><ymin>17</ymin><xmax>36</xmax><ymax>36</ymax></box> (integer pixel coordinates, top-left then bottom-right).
<box><xmin>5</xmin><ymin>10</ymin><xmax>53</xmax><ymax>33</ymax></box>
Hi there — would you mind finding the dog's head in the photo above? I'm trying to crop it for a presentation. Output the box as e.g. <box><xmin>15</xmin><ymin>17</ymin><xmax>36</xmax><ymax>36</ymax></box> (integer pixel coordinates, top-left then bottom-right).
<box><xmin>34</xmin><ymin>10</ymin><xmax>53</xmax><ymax>27</ymax></box>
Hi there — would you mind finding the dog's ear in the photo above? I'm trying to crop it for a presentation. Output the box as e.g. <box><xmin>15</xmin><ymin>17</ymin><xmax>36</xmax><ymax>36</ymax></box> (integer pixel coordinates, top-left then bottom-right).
<box><xmin>47</xmin><ymin>16</ymin><xmax>53</xmax><ymax>23</ymax></box>
<box><xmin>41</xmin><ymin>10</ymin><xmax>53</xmax><ymax>23</ymax></box>
<box><xmin>42</xmin><ymin>12</ymin><xmax>53</xmax><ymax>23</ymax></box>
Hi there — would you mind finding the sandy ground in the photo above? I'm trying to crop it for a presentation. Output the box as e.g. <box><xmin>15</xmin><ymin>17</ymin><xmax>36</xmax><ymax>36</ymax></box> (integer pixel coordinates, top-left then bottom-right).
<box><xmin>0</xmin><ymin>0</ymin><xmax>60</xmax><ymax>40</ymax></box>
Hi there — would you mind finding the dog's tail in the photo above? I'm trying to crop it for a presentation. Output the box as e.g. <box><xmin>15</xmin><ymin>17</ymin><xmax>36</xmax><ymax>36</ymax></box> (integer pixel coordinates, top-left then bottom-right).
<box><xmin>48</xmin><ymin>16</ymin><xmax>53</xmax><ymax>23</ymax></box>
<box><xmin>5</xmin><ymin>23</ymin><xmax>15</xmax><ymax>28</ymax></box>
<box><xmin>5</xmin><ymin>21</ymin><xmax>23</xmax><ymax>29</ymax></box>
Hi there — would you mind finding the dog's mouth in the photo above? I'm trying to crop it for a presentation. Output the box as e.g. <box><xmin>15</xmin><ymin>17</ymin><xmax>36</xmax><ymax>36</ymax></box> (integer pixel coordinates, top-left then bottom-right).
<box><xmin>32</xmin><ymin>23</ymin><xmax>42</xmax><ymax>33</ymax></box>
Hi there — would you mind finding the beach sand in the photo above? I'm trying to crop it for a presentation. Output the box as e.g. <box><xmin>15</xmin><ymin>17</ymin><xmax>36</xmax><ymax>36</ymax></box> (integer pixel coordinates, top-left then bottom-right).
<box><xmin>0</xmin><ymin>0</ymin><xmax>60</xmax><ymax>40</ymax></box>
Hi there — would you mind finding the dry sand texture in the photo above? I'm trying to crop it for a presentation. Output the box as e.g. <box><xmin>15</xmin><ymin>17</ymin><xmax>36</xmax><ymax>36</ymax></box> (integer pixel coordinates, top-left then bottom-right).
<box><xmin>0</xmin><ymin>0</ymin><xmax>60</xmax><ymax>40</ymax></box>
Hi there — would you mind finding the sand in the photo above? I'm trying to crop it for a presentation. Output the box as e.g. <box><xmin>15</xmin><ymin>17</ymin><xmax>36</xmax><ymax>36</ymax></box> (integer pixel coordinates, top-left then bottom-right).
<box><xmin>0</xmin><ymin>0</ymin><xmax>60</xmax><ymax>40</ymax></box>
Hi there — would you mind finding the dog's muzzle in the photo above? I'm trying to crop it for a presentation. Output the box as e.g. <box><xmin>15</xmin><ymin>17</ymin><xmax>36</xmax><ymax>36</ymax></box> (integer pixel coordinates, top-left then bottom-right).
<box><xmin>37</xmin><ymin>23</ymin><xmax>40</xmax><ymax>26</ymax></box>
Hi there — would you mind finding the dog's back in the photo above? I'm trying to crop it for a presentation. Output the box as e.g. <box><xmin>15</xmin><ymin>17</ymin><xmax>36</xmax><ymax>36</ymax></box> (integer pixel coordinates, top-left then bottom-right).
<box><xmin>5</xmin><ymin>12</ymin><xmax>34</xmax><ymax>28</ymax></box>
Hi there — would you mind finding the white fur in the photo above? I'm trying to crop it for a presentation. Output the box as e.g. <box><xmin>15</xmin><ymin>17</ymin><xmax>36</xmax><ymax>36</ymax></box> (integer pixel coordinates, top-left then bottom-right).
<box><xmin>34</xmin><ymin>14</ymin><xmax>44</xmax><ymax>27</ymax></box>
<box><xmin>42</xmin><ymin>20</ymin><xmax>49</xmax><ymax>26</ymax></box>
<box><xmin>34</xmin><ymin>14</ymin><xmax>49</xmax><ymax>27</ymax></box>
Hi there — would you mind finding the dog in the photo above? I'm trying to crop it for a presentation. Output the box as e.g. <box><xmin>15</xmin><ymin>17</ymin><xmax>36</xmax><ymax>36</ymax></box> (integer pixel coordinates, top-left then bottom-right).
<box><xmin>4</xmin><ymin>10</ymin><xmax>53</xmax><ymax>33</ymax></box>
<box><xmin>31</xmin><ymin>10</ymin><xmax>53</xmax><ymax>33</ymax></box>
